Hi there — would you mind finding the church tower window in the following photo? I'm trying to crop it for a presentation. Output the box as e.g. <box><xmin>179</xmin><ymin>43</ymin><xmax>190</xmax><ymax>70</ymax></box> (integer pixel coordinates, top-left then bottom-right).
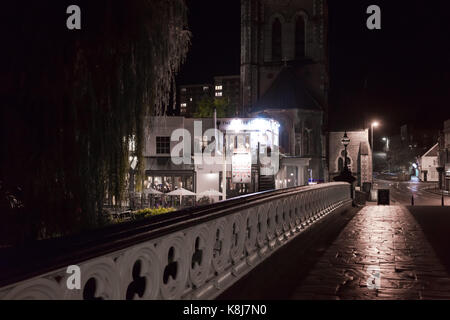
<box><xmin>272</xmin><ymin>18</ymin><xmax>282</xmax><ymax>61</ymax></box>
<box><xmin>295</xmin><ymin>15</ymin><xmax>306</xmax><ymax>59</ymax></box>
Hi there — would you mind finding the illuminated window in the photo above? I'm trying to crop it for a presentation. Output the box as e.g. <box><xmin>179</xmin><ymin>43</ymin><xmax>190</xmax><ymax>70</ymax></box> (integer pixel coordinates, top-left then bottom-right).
<box><xmin>181</xmin><ymin>88</ymin><xmax>186</xmax><ymax>92</ymax></box>
<box><xmin>215</xmin><ymin>92</ymin><xmax>222</xmax><ymax>97</ymax></box>
<box><xmin>181</xmin><ymin>103</ymin><xmax>187</xmax><ymax>107</ymax></box>
<box><xmin>203</xmin><ymin>86</ymin><xmax>209</xmax><ymax>91</ymax></box>
<box><xmin>190</xmin><ymin>97</ymin><xmax>193</xmax><ymax>101</ymax></box>
<box><xmin>215</xmin><ymin>85</ymin><xmax>222</xmax><ymax>90</ymax></box>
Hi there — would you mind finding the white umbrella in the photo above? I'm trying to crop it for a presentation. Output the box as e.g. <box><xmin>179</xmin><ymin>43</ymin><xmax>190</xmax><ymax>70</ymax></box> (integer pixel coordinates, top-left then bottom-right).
<box><xmin>143</xmin><ymin>187</ymin><xmax>163</xmax><ymax>195</ymax></box>
<box><xmin>167</xmin><ymin>188</ymin><xmax>196</xmax><ymax>207</ymax></box>
<box><xmin>167</xmin><ymin>188</ymin><xmax>196</xmax><ymax>196</ymax></box>
<box><xmin>197</xmin><ymin>189</ymin><xmax>223</xmax><ymax>197</ymax></box>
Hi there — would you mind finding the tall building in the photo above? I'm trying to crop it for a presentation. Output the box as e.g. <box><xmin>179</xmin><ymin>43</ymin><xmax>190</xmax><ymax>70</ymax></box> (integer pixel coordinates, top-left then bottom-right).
<box><xmin>240</xmin><ymin>0</ymin><xmax>329</xmax><ymax>183</ymax></box>
<box><xmin>214</xmin><ymin>75</ymin><xmax>240</xmax><ymax>116</ymax></box>
<box><xmin>179</xmin><ymin>84</ymin><xmax>213</xmax><ymax>117</ymax></box>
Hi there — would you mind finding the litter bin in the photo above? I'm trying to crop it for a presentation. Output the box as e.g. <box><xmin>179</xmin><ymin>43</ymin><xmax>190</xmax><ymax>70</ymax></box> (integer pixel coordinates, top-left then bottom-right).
<box><xmin>377</xmin><ymin>189</ymin><xmax>390</xmax><ymax>205</ymax></box>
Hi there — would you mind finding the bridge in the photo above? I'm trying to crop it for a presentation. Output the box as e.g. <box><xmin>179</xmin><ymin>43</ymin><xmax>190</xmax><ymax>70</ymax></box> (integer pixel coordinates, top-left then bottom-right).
<box><xmin>2</xmin><ymin>181</ymin><xmax>450</xmax><ymax>300</ymax></box>
<box><xmin>0</xmin><ymin>182</ymin><xmax>352</xmax><ymax>300</ymax></box>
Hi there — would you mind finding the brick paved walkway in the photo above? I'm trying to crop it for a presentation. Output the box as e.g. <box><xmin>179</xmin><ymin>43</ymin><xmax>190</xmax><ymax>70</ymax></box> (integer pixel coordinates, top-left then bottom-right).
<box><xmin>291</xmin><ymin>205</ymin><xmax>450</xmax><ymax>299</ymax></box>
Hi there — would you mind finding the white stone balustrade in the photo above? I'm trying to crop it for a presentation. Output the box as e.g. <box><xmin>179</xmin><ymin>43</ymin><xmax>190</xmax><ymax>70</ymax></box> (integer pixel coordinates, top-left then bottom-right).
<box><xmin>0</xmin><ymin>182</ymin><xmax>352</xmax><ymax>300</ymax></box>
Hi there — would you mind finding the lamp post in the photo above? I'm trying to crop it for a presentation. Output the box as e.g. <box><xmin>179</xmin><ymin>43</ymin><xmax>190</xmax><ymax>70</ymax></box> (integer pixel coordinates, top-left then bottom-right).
<box><xmin>342</xmin><ymin>131</ymin><xmax>350</xmax><ymax>170</ymax></box>
<box><xmin>333</xmin><ymin>131</ymin><xmax>355</xmax><ymax>200</ymax></box>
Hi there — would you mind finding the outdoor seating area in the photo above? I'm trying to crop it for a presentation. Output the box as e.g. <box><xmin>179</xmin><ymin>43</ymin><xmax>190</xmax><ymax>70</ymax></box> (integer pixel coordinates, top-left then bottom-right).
<box><xmin>103</xmin><ymin>187</ymin><xmax>225</xmax><ymax>223</ymax></box>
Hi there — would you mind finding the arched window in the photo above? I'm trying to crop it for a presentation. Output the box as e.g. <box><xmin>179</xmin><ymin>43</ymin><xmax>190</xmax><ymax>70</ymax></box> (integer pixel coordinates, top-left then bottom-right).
<box><xmin>303</xmin><ymin>130</ymin><xmax>310</xmax><ymax>155</ymax></box>
<box><xmin>295</xmin><ymin>15</ymin><xmax>305</xmax><ymax>59</ymax></box>
<box><xmin>272</xmin><ymin>18</ymin><xmax>282</xmax><ymax>61</ymax></box>
<box><xmin>337</xmin><ymin>150</ymin><xmax>351</xmax><ymax>172</ymax></box>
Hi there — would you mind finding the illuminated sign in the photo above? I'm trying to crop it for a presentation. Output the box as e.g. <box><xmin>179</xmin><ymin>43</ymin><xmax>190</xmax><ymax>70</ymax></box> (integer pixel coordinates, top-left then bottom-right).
<box><xmin>232</xmin><ymin>152</ymin><xmax>251</xmax><ymax>183</ymax></box>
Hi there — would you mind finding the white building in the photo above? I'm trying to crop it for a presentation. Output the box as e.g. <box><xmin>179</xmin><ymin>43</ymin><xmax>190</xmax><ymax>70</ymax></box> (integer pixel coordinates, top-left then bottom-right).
<box><xmin>419</xmin><ymin>143</ymin><xmax>439</xmax><ymax>182</ymax></box>
<box><xmin>143</xmin><ymin>116</ymin><xmax>286</xmax><ymax>200</ymax></box>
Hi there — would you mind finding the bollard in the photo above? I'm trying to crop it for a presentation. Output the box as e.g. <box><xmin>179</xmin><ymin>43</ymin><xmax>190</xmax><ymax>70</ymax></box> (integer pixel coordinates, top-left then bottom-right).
<box><xmin>411</xmin><ymin>195</ymin><xmax>414</xmax><ymax>206</ymax></box>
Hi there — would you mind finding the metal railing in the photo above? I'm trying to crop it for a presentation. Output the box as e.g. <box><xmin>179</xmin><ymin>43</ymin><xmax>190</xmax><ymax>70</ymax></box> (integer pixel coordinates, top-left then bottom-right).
<box><xmin>0</xmin><ymin>182</ymin><xmax>351</xmax><ymax>300</ymax></box>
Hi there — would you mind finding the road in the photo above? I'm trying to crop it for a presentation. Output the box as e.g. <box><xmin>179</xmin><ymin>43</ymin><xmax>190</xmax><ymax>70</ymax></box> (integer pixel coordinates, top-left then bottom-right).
<box><xmin>373</xmin><ymin>174</ymin><xmax>447</xmax><ymax>206</ymax></box>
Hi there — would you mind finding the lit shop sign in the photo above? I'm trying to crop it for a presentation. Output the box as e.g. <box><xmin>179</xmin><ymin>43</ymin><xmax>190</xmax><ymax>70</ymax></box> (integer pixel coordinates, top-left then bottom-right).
<box><xmin>232</xmin><ymin>152</ymin><xmax>252</xmax><ymax>183</ymax></box>
<box><xmin>218</xmin><ymin>118</ymin><xmax>280</xmax><ymax>134</ymax></box>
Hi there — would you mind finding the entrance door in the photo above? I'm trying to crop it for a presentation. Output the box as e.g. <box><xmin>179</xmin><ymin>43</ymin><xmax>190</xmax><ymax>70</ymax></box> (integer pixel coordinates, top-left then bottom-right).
<box><xmin>424</xmin><ymin>171</ymin><xmax>428</xmax><ymax>182</ymax></box>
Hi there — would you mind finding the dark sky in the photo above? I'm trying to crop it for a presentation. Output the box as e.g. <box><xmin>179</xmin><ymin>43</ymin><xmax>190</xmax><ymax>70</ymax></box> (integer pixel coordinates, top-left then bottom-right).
<box><xmin>177</xmin><ymin>0</ymin><xmax>450</xmax><ymax>139</ymax></box>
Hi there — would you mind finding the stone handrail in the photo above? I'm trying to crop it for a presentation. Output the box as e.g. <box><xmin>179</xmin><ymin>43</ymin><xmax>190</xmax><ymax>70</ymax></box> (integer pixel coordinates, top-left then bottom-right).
<box><xmin>0</xmin><ymin>182</ymin><xmax>351</xmax><ymax>300</ymax></box>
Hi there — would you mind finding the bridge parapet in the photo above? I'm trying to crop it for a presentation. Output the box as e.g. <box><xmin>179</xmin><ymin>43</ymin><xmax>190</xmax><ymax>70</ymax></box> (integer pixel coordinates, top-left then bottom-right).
<box><xmin>0</xmin><ymin>182</ymin><xmax>351</xmax><ymax>300</ymax></box>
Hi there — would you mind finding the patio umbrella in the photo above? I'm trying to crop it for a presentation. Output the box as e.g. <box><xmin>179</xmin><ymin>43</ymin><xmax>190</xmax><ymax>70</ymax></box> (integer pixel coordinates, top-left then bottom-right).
<box><xmin>167</xmin><ymin>188</ymin><xmax>196</xmax><ymax>206</ymax></box>
<box><xmin>197</xmin><ymin>189</ymin><xmax>223</xmax><ymax>197</ymax></box>
<box><xmin>197</xmin><ymin>189</ymin><xmax>223</xmax><ymax>203</ymax></box>
<box><xmin>143</xmin><ymin>187</ymin><xmax>163</xmax><ymax>195</ymax></box>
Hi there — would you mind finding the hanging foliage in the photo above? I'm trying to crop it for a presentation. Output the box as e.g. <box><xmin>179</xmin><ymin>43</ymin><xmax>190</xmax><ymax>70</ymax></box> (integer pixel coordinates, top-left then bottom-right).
<box><xmin>0</xmin><ymin>0</ymin><xmax>190</xmax><ymax>244</ymax></box>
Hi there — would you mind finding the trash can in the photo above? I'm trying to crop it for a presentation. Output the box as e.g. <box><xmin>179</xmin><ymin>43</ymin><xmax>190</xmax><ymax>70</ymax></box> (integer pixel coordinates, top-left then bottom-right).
<box><xmin>377</xmin><ymin>189</ymin><xmax>390</xmax><ymax>205</ymax></box>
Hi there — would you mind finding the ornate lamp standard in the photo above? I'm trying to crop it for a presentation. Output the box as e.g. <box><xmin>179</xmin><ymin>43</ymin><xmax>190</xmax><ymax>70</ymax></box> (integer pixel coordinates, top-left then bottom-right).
<box><xmin>333</xmin><ymin>131</ymin><xmax>356</xmax><ymax>199</ymax></box>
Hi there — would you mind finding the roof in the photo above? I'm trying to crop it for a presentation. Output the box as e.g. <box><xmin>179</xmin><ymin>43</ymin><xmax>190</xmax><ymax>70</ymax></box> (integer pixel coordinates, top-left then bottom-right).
<box><xmin>422</xmin><ymin>143</ymin><xmax>439</xmax><ymax>157</ymax></box>
<box><xmin>251</xmin><ymin>66</ymin><xmax>322</xmax><ymax>113</ymax></box>
<box><xmin>359</xmin><ymin>141</ymin><xmax>370</xmax><ymax>155</ymax></box>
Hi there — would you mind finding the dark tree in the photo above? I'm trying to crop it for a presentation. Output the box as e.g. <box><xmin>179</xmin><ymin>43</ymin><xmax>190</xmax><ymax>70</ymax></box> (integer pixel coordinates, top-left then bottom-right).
<box><xmin>0</xmin><ymin>1</ymin><xmax>190</xmax><ymax>244</ymax></box>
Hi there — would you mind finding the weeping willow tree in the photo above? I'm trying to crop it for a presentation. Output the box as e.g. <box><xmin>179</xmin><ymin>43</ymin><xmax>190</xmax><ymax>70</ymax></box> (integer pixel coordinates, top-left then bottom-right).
<box><xmin>0</xmin><ymin>1</ymin><xmax>190</xmax><ymax>244</ymax></box>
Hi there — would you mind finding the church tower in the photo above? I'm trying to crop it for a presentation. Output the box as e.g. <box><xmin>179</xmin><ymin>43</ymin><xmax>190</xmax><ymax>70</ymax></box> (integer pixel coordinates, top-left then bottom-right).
<box><xmin>240</xmin><ymin>0</ymin><xmax>330</xmax><ymax>185</ymax></box>
<box><xmin>240</xmin><ymin>0</ymin><xmax>328</xmax><ymax>116</ymax></box>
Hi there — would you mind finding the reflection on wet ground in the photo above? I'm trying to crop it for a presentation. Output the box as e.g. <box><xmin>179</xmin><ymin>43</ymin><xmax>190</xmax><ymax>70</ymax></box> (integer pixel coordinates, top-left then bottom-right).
<box><xmin>291</xmin><ymin>206</ymin><xmax>450</xmax><ymax>300</ymax></box>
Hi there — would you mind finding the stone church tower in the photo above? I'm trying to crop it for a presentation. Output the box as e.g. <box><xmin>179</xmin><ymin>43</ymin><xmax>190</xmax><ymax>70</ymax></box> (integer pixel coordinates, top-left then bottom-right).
<box><xmin>240</xmin><ymin>0</ymin><xmax>329</xmax><ymax>185</ymax></box>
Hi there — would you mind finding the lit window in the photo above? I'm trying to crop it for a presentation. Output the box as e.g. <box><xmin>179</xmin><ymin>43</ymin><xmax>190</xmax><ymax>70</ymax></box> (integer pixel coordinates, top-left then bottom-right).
<box><xmin>190</xmin><ymin>97</ymin><xmax>193</xmax><ymax>101</ymax></box>
<box><xmin>181</xmin><ymin>88</ymin><xmax>186</xmax><ymax>92</ymax></box>
<box><xmin>203</xmin><ymin>86</ymin><xmax>209</xmax><ymax>91</ymax></box>
<box><xmin>215</xmin><ymin>85</ymin><xmax>222</xmax><ymax>90</ymax></box>
<box><xmin>215</xmin><ymin>92</ymin><xmax>222</xmax><ymax>97</ymax></box>
<box><xmin>181</xmin><ymin>103</ymin><xmax>187</xmax><ymax>107</ymax></box>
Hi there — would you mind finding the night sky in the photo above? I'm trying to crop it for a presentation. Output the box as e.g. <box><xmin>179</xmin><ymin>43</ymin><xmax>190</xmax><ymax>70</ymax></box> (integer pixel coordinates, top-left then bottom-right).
<box><xmin>177</xmin><ymin>0</ymin><xmax>450</xmax><ymax>138</ymax></box>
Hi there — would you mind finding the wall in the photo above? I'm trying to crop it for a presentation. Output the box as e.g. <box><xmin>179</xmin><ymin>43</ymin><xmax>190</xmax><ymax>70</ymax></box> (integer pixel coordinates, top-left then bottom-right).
<box><xmin>329</xmin><ymin>130</ymin><xmax>372</xmax><ymax>185</ymax></box>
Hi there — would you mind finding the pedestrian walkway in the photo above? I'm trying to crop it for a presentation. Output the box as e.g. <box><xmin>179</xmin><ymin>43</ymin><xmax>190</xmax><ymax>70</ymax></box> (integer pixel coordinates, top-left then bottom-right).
<box><xmin>291</xmin><ymin>205</ymin><xmax>450</xmax><ymax>299</ymax></box>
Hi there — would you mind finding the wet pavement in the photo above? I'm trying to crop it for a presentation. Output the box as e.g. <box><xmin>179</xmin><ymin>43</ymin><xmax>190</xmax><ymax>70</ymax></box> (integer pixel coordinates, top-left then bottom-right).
<box><xmin>291</xmin><ymin>205</ymin><xmax>450</xmax><ymax>300</ymax></box>
<box><xmin>373</xmin><ymin>176</ymin><xmax>448</xmax><ymax>206</ymax></box>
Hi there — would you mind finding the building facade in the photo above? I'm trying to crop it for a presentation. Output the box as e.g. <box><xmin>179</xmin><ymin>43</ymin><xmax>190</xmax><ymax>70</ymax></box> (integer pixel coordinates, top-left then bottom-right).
<box><xmin>437</xmin><ymin>119</ymin><xmax>450</xmax><ymax>192</ymax></box>
<box><xmin>143</xmin><ymin>116</ymin><xmax>282</xmax><ymax>200</ymax></box>
<box><xmin>214</xmin><ymin>75</ymin><xmax>240</xmax><ymax>116</ymax></box>
<box><xmin>240</xmin><ymin>0</ymin><xmax>329</xmax><ymax>184</ymax></box>
<box><xmin>328</xmin><ymin>130</ymin><xmax>372</xmax><ymax>187</ymax></box>
<box><xmin>419</xmin><ymin>143</ymin><xmax>439</xmax><ymax>182</ymax></box>
<box><xmin>179</xmin><ymin>84</ymin><xmax>213</xmax><ymax>117</ymax></box>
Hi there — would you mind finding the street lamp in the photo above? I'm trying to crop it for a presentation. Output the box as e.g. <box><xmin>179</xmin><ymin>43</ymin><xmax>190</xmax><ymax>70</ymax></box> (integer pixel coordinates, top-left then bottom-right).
<box><xmin>333</xmin><ymin>131</ymin><xmax>355</xmax><ymax>199</ymax></box>
<box><xmin>382</xmin><ymin>137</ymin><xmax>389</xmax><ymax>152</ymax></box>
<box><xmin>342</xmin><ymin>131</ymin><xmax>350</xmax><ymax>170</ymax></box>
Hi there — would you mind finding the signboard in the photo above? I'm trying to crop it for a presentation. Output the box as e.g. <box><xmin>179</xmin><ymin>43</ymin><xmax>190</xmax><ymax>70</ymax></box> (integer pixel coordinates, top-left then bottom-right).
<box><xmin>232</xmin><ymin>152</ymin><xmax>251</xmax><ymax>183</ymax></box>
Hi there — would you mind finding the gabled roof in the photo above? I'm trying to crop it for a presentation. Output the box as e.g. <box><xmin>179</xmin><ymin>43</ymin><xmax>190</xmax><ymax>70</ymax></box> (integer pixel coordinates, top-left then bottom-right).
<box><xmin>251</xmin><ymin>66</ymin><xmax>322</xmax><ymax>113</ymax></box>
<box><xmin>422</xmin><ymin>143</ymin><xmax>439</xmax><ymax>157</ymax></box>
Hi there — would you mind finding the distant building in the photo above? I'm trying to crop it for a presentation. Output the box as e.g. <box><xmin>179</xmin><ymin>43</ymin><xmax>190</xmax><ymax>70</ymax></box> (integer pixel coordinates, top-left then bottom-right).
<box><xmin>437</xmin><ymin>119</ymin><xmax>450</xmax><ymax>192</ymax></box>
<box><xmin>143</xmin><ymin>116</ymin><xmax>283</xmax><ymax>199</ymax></box>
<box><xmin>179</xmin><ymin>84</ymin><xmax>213</xmax><ymax>117</ymax></box>
<box><xmin>213</xmin><ymin>75</ymin><xmax>240</xmax><ymax>116</ymax></box>
<box><xmin>418</xmin><ymin>143</ymin><xmax>439</xmax><ymax>182</ymax></box>
<box><xmin>328</xmin><ymin>130</ymin><xmax>372</xmax><ymax>187</ymax></box>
